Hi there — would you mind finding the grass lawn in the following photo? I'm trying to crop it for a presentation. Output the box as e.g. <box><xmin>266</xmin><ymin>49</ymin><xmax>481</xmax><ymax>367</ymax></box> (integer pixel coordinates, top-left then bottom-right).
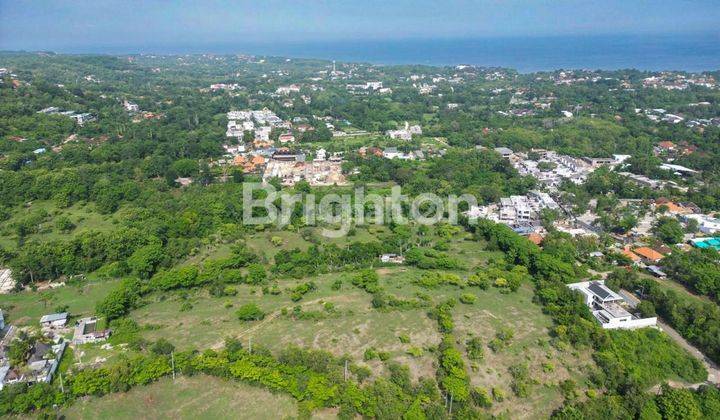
<box><xmin>1</xmin><ymin>278</ymin><xmax>121</xmax><ymax>326</ymax></box>
<box><xmin>61</xmin><ymin>375</ymin><xmax>298</xmax><ymax>420</ymax></box>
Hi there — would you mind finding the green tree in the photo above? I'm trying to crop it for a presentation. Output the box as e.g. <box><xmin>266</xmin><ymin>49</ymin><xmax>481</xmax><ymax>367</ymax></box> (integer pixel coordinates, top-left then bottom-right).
<box><xmin>236</xmin><ymin>303</ymin><xmax>265</xmax><ymax>321</ymax></box>
<box><xmin>656</xmin><ymin>385</ymin><xmax>702</xmax><ymax>420</ymax></box>
<box><xmin>652</xmin><ymin>217</ymin><xmax>684</xmax><ymax>245</ymax></box>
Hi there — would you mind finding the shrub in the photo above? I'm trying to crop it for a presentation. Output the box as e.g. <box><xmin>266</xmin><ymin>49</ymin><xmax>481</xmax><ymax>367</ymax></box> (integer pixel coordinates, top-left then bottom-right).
<box><xmin>236</xmin><ymin>303</ymin><xmax>265</xmax><ymax>321</ymax></box>
<box><xmin>492</xmin><ymin>387</ymin><xmax>506</xmax><ymax>402</ymax></box>
<box><xmin>352</xmin><ymin>269</ymin><xmax>380</xmax><ymax>293</ymax></box>
<box><xmin>151</xmin><ymin>338</ymin><xmax>175</xmax><ymax>355</ymax></box>
<box><xmin>459</xmin><ymin>293</ymin><xmax>477</xmax><ymax>304</ymax></box>
<box><xmin>407</xmin><ymin>347</ymin><xmax>423</xmax><ymax>357</ymax></box>
<box><xmin>466</xmin><ymin>337</ymin><xmax>484</xmax><ymax>361</ymax></box>
<box><xmin>471</xmin><ymin>387</ymin><xmax>493</xmax><ymax>408</ymax></box>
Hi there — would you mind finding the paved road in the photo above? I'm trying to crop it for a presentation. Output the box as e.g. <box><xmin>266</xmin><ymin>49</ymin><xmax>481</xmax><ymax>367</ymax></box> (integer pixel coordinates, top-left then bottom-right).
<box><xmin>620</xmin><ymin>289</ymin><xmax>720</xmax><ymax>386</ymax></box>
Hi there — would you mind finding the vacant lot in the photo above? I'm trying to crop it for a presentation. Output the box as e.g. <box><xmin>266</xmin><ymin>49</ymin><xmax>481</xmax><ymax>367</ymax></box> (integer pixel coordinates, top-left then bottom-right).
<box><xmin>2</xmin><ymin>278</ymin><xmax>121</xmax><ymax>326</ymax></box>
<box><xmin>130</xmin><ymin>262</ymin><xmax>591</xmax><ymax>418</ymax></box>
<box><xmin>61</xmin><ymin>375</ymin><xmax>298</xmax><ymax>419</ymax></box>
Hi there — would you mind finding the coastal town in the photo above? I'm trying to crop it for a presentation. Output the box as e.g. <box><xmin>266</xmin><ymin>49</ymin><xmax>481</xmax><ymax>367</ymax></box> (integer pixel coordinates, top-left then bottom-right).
<box><xmin>1</xmin><ymin>49</ymin><xmax>720</xmax><ymax>419</ymax></box>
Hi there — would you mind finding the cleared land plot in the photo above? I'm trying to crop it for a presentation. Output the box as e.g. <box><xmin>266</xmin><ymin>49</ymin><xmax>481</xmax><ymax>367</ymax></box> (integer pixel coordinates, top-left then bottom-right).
<box><xmin>61</xmin><ymin>375</ymin><xmax>298</xmax><ymax>420</ymax></box>
<box><xmin>130</xmin><ymin>264</ymin><xmax>591</xmax><ymax>419</ymax></box>
<box><xmin>453</xmin><ymin>283</ymin><xmax>594</xmax><ymax>418</ymax></box>
<box><xmin>1</xmin><ymin>278</ymin><xmax>121</xmax><ymax>326</ymax></box>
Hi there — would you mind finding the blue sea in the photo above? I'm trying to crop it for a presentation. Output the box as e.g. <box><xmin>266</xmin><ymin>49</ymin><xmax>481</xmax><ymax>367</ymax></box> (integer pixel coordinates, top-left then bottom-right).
<box><xmin>66</xmin><ymin>33</ymin><xmax>720</xmax><ymax>73</ymax></box>
<box><xmin>225</xmin><ymin>34</ymin><xmax>720</xmax><ymax>73</ymax></box>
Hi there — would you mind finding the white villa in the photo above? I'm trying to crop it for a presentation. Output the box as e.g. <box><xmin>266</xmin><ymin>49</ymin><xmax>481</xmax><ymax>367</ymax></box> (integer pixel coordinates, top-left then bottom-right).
<box><xmin>567</xmin><ymin>280</ymin><xmax>656</xmax><ymax>330</ymax></box>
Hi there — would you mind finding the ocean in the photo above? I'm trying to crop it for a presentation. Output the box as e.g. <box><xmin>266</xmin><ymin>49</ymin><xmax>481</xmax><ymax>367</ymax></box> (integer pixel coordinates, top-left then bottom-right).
<box><xmin>57</xmin><ymin>33</ymin><xmax>720</xmax><ymax>73</ymax></box>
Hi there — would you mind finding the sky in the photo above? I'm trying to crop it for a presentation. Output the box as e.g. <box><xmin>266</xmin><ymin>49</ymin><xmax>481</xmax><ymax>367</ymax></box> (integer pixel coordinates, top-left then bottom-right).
<box><xmin>0</xmin><ymin>0</ymin><xmax>719</xmax><ymax>52</ymax></box>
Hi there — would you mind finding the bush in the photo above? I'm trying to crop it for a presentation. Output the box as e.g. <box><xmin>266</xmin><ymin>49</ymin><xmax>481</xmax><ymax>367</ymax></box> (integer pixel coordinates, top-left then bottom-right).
<box><xmin>471</xmin><ymin>387</ymin><xmax>493</xmax><ymax>408</ymax></box>
<box><xmin>459</xmin><ymin>293</ymin><xmax>477</xmax><ymax>304</ymax></box>
<box><xmin>415</xmin><ymin>272</ymin><xmax>464</xmax><ymax>289</ymax></box>
<box><xmin>407</xmin><ymin>347</ymin><xmax>423</xmax><ymax>357</ymax></box>
<box><xmin>466</xmin><ymin>337</ymin><xmax>484</xmax><ymax>361</ymax></box>
<box><xmin>151</xmin><ymin>338</ymin><xmax>175</xmax><ymax>355</ymax></box>
<box><xmin>492</xmin><ymin>387</ymin><xmax>506</xmax><ymax>402</ymax></box>
<box><xmin>236</xmin><ymin>303</ymin><xmax>265</xmax><ymax>321</ymax></box>
<box><xmin>352</xmin><ymin>269</ymin><xmax>380</xmax><ymax>293</ymax></box>
<box><xmin>467</xmin><ymin>273</ymin><xmax>489</xmax><ymax>289</ymax></box>
<box><xmin>363</xmin><ymin>347</ymin><xmax>379</xmax><ymax>361</ymax></box>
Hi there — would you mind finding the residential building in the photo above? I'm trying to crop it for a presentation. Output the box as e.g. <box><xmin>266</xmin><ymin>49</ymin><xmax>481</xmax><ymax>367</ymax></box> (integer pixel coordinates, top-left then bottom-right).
<box><xmin>567</xmin><ymin>280</ymin><xmax>657</xmax><ymax>329</ymax></box>
<box><xmin>620</xmin><ymin>247</ymin><xmax>642</xmax><ymax>265</ymax></box>
<box><xmin>39</xmin><ymin>313</ymin><xmax>68</xmax><ymax>329</ymax></box>
<box><xmin>123</xmin><ymin>100</ymin><xmax>139</xmax><ymax>112</ymax></box>
<box><xmin>0</xmin><ymin>269</ymin><xmax>14</xmax><ymax>294</ymax></box>
<box><xmin>494</xmin><ymin>147</ymin><xmax>513</xmax><ymax>157</ymax></box>
<box><xmin>278</xmin><ymin>133</ymin><xmax>295</xmax><ymax>144</ymax></box>
<box><xmin>683</xmin><ymin>214</ymin><xmax>720</xmax><ymax>234</ymax></box>
<box><xmin>380</xmin><ymin>254</ymin><xmax>405</xmax><ymax>264</ymax></box>
<box><xmin>466</xmin><ymin>190</ymin><xmax>559</xmax><ymax>227</ymax></box>
<box><xmin>73</xmin><ymin>317</ymin><xmax>111</xmax><ymax>345</ymax></box>
<box><xmin>386</xmin><ymin>122</ymin><xmax>422</xmax><ymax>140</ymax></box>
<box><xmin>633</xmin><ymin>247</ymin><xmax>665</xmax><ymax>264</ymax></box>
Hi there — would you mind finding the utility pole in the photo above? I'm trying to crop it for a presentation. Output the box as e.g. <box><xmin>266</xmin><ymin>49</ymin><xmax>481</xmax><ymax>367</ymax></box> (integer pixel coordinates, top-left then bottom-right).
<box><xmin>59</xmin><ymin>373</ymin><xmax>65</xmax><ymax>394</ymax></box>
<box><xmin>344</xmin><ymin>360</ymin><xmax>348</xmax><ymax>381</ymax></box>
<box><xmin>248</xmin><ymin>337</ymin><xmax>252</xmax><ymax>354</ymax></box>
<box><xmin>449</xmin><ymin>393</ymin><xmax>453</xmax><ymax>415</ymax></box>
<box><xmin>171</xmin><ymin>351</ymin><xmax>176</xmax><ymax>380</ymax></box>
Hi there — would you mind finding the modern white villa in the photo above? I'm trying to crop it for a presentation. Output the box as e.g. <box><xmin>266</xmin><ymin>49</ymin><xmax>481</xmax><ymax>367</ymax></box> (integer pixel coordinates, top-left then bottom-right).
<box><xmin>567</xmin><ymin>280</ymin><xmax>657</xmax><ymax>330</ymax></box>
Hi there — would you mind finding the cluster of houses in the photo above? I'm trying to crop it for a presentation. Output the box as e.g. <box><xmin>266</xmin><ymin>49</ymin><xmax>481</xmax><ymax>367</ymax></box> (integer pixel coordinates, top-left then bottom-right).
<box><xmin>467</xmin><ymin>190</ymin><xmax>561</xmax><ymax>228</ymax></box>
<box><xmin>618</xmin><ymin>172</ymin><xmax>688</xmax><ymax>192</ymax></box>
<box><xmin>37</xmin><ymin>106</ymin><xmax>96</xmax><ymax>125</ymax></box>
<box><xmin>640</xmin><ymin>107</ymin><xmax>720</xmax><ymax>129</ymax></box>
<box><xmin>122</xmin><ymin>100</ymin><xmax>163</xmax><ymax>122</ymax></box>
<box><xmin>214</xmin><ymin>107</ymin><xmax>358</xmax><ymax>187</ymax></box>
<box><xmin>208</xmin><ymin>83</ymin><xmax>244</xmax><ymax>92</ymax></box>
<box><xmin>226</xmin><ymin>109</ymin><xmax>286</xmax><ymax>144</ymax></box>
<box><xmin>262</xmin><ymin>153</ymin><xmax>346</xmax><ymax>187</ymax></box>
<box><xmin>346</xmin><ymin>81</ymin><xmax>391</xmax><ymax>94</ymax></box>
<box><xmin>385</xmin><ymin>121</ymin><xmax>422</xmax><ymax>140</ymax></box>
<box><xmin>642</xmin><ymin>73</ymin><xmax>716</xmax><ymax>90</ymax></box>
<box><xmin>0</xmin><ymin>311</ymin><xmax>110</xmax><ymax>390</ymax></box>
<box><xmin>503</xmin><ymin>147</ymin><xmax>627</xmax><ymax>189</ymax></box>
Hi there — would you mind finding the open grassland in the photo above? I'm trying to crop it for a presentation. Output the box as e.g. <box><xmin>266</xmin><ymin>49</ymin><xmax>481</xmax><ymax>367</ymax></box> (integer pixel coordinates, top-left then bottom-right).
<box><xmin>130</xmin><ymin>264</ymin><xmax>592</xmax><ymax>419</ymax></box>
<box><xmin>1</xmin><ymin>277</ymin><xmax>121</xmax><ymax>326</ymax></box>
<box><xmin>4</xmin><ymin>225</ymin><xmax>592</xmax><ymax>418</ymax></box>
<box><xmin>0</xmin><ymin>200</ymin><xmax>116</xmax><ymax>251</ymax></box>
<box><xmin>60</xmin><ymin>375</ymin><xmax>299</xmax><ymax>420</ymax></box>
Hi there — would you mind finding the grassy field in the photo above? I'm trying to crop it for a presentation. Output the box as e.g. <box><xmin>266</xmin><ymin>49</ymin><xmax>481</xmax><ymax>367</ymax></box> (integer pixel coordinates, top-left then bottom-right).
<box><xmin>130</xmin><ymin>262</ymin><xmax>591</xmax><ymax>418</ymax></box>
<box><xmin>61</xmin><ymin>375</ymin><xmax>299</xmax><ymax>419</ymax></box>
<box><xmin>1</xmin><ymin>277</ymin><xmax>121</xmax><ymax>326</ymax></box>
<box><xmin>4</xmin><ymin>223</ymin><xmax>592</xmax><ymax>418</ymax></box>
<box><xmin>0</xmin><ymin>200</ymin><xmax>116</xmax><ymax>250</ymax></box>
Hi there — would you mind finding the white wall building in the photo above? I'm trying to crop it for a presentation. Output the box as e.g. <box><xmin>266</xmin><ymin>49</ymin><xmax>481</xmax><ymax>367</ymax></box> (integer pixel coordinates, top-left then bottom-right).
<box><xmin>567</xmin><ymin>280</ymin><xmax>657</xmax><ymax>329</ymax></box>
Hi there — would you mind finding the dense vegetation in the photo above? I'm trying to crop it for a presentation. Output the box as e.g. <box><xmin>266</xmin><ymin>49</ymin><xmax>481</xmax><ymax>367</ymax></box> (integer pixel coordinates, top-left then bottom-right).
<box><xmin>1</xmin><ymin>52</ymin><xmax>720</xmax><ymax>418</ymax></box>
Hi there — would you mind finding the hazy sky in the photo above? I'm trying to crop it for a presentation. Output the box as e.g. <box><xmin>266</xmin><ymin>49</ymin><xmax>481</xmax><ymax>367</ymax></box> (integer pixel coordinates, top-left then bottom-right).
<box><xmin>1</xmin><ymin>0</ymin><xmax>719</xmax><ymax>52</ymax></box>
